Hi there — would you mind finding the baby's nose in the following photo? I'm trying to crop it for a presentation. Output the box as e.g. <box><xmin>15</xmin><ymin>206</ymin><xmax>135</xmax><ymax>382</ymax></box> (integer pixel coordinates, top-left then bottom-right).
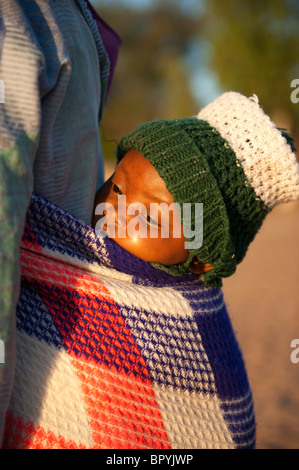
<box><xmin>114</xmin><ymin>196</ymin><xmax>127</xmax><ymax>228</ymax></box>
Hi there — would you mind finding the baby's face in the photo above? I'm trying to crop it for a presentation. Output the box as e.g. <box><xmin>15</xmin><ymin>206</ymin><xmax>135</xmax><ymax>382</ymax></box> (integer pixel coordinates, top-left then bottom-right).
<box><xmin>93</xmin><ymin>149</ymin><xmax>189</xmax><ymax>265</ymax></box>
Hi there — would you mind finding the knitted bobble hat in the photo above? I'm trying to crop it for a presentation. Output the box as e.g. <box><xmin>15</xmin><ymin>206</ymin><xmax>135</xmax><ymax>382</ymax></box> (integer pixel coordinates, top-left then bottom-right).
<box><xmin>116</xmin><ymin>92</ymin><xmax>299</xmax><ymax>288</ymax></box>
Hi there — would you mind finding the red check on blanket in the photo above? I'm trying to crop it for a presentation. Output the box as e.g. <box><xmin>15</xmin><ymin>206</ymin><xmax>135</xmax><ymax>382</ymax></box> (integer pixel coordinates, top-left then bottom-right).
<box><xmin>4</xmin><ymin>193</ymin><xmax>255</xmax><ymax>449</ymax></box>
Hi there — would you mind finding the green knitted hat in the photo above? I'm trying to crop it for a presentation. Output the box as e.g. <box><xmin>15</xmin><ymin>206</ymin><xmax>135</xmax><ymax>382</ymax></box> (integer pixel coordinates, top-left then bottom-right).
<box><xmin>116</xmin><ymin>92</ymin><xmax>299</xmax><ymax>287</ymax></box>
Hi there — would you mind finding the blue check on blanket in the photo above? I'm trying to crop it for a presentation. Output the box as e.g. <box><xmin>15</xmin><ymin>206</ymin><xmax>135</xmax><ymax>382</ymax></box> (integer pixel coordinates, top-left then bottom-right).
<box><xmin>4</xmin><ymin>193</ymin><xmax>255</xmax><ymax>449</ymax></box>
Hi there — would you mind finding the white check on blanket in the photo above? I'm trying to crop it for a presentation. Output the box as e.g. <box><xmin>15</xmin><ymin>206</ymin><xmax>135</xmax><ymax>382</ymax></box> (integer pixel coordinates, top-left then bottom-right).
<box><xmin>4</xmin><ymin>193</ymin><xmax>255</xmax><ymax>449</ymax></box>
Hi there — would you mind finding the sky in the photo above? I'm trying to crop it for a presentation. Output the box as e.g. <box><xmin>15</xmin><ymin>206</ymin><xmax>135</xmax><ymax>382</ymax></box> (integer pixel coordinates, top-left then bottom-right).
<box><xmin>92</xmin><ymin>0</ymin><xmax>204</xmax><ymax>13</ymax></box>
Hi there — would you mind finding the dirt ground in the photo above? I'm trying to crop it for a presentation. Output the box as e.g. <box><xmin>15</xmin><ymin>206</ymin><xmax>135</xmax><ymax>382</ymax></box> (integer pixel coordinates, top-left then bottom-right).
<box><xmin>104</xmin><ymin>160</ymin><xmax>299</xmax><ymax>449</ymax></box>
<box><xmin>222</xmin><ymin>200</ymin><xmax>299</xmax><ymax>449</ymax></box>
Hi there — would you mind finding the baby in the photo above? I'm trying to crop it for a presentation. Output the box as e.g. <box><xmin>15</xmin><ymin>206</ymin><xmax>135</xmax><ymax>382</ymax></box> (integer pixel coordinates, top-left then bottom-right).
<box><xmin>93</xmin><ymin>91</ymin><xmax>299</xmax><ymax>288</ymax></box>
<box><xmin>5</xmin><ymin>92</ymin><xmax>299</xmax><ymax>449</ymax></box>
<box><xmin>93</xmin><ymin>148</ymin><xmax>212</xmax><ymax>275</ymax></box>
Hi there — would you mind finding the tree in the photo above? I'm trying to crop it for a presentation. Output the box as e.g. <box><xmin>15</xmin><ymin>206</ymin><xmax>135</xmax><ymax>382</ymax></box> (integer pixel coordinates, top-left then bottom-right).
<box><xmin>97</xmin><ymin>3</ymin><xmax>202</xmax><ymax>162</ymax></box>
<box><xmin>203</xmin><ymin>0</ymin><xmax>299</xmax><ymax>147</ymax></box>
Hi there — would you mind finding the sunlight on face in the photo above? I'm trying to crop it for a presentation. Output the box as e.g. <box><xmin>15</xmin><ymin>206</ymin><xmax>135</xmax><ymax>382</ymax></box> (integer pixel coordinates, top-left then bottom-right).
<box><xmin>93</xmin><ymin>149</ymin><xmax>189</xmax><ymax>265</ymax></box>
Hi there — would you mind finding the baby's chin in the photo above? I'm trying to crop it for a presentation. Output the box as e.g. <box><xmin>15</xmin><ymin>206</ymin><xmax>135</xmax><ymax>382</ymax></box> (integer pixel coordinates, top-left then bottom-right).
<box><xmin>106</xmin><ymin>234</ymin><xmax>189</xmax><ymax>266</ymax></box>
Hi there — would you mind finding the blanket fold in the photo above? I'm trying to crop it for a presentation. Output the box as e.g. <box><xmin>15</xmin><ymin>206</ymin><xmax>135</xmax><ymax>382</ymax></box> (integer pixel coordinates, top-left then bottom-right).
<box><xmin>4</xmin><ymin>193</ymin><xmax>255</xmax><ymax>449</ymax></box>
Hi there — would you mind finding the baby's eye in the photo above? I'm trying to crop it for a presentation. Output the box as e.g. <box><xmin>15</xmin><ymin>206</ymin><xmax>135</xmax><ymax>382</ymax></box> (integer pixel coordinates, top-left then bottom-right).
<box><xmin>146</xmin><ymin>214</ymin><xmax>159</xmax><ymax>227</ymax></box>
<box><xmin>112</xmin><ymin>183</ymin><xmax>123</xmax><ymax>195</ymax></box>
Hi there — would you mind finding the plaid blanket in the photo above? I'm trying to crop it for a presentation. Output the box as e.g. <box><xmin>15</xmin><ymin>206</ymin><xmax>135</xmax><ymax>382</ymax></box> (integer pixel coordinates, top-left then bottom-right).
<box><xmin>3</xmin><ymin>193</ymin><xmax>256</xmax><ymax>449</ymax></box>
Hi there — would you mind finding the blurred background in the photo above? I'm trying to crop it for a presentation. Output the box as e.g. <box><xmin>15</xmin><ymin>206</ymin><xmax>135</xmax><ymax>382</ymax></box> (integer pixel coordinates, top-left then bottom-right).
<box><xmin>92</xmin><ymin>0</ymin><xmax>299</xmax><ymax>449</ymax></box>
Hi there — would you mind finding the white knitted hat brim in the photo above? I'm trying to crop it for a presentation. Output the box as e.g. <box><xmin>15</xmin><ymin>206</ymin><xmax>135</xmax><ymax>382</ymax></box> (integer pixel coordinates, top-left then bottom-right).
<box><xmin>197</xmin><ymin>92</ymin><xmax>299</xmax><ymax>209</ymax></box>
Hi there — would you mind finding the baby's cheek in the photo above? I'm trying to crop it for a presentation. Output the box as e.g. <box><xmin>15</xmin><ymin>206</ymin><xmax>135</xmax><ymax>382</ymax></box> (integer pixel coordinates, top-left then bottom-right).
<box><xmin>155</xmin><ymin>237</ymin><xmax>189</xmax><ymax>265</ymax></box>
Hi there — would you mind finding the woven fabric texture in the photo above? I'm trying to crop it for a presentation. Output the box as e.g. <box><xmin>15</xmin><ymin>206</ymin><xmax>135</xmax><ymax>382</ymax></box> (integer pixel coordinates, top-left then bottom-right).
<box><xmin>197</xmin><ymin>92</ymin><xmax>299</xmax><ymax>209</ymax></box>
<box><xmin>116</xmin><ymin>92</ymin><xmax>299</xmax><ymax>288</ymax></box>
<box><xmin>3</xmin><ymin>194</ymin><xmax>255</xmax><ymax>449</ymax></box>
